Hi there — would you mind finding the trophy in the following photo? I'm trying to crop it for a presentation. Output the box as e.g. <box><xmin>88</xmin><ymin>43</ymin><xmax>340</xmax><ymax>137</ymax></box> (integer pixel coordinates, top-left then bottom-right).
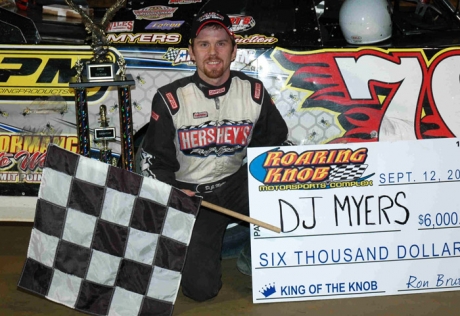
<box><xmin>66</xmin><ymin>0</ymin><xmax>126</xmax><ymax>81</ymax></box>
<box><xmin>68</xmin><ymin>0</ymin><xmax>136</xmax><ymax>171</ymax></box>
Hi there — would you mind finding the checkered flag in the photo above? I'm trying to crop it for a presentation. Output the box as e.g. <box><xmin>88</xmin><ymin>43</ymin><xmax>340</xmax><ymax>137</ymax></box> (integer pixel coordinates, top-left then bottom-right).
<box><xmin>18</xmin><ymin>144</ymin><xmax>201</xmax><ymax>316</ymax></box>
<box><xmin>329</xmin><ymin>164</ymin><xmax>368</xmax><ymax>181</ymax></box>
<box><xmin>163</xmin><ymin>48</ymin><xmax>179</xmax><ymax>62</ymax></box>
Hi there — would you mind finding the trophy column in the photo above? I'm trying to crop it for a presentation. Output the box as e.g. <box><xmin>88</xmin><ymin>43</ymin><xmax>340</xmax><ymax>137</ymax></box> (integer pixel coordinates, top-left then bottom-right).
<box><xmin>118</xmin><ymin>85</ymin><xmax>134</xmax><ymax>171</ymax></box>
<box><xmin>74</xmin><ymin>87</ymin><xmax>91</xmax><ymax>157</ymax></box>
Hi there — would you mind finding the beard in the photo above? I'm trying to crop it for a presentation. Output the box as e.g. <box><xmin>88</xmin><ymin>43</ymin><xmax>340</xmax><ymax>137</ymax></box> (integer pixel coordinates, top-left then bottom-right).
<box><xmin>203</xmin><ymin>58</ymin><xmax>225</xmax><ymax>79</ymax></box>
<box><xmin>204</xmin><ymin>68</ymin><xmax>224</xmax><ymax>79</ymax></box>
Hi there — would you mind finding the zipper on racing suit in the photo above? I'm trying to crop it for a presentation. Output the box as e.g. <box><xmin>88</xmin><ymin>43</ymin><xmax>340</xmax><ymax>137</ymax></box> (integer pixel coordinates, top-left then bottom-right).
<box><xmin>214</xmin><ymin>97</ymin><xmax>220</xmax><ymax>110</ymax></box>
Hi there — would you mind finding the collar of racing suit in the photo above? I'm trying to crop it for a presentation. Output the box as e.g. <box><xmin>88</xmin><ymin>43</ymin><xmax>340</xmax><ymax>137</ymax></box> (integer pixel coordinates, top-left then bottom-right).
<box><xmin>192</xmin><ymin>71</ymin><xmax>233</xmax><ymax>99</ymax></box>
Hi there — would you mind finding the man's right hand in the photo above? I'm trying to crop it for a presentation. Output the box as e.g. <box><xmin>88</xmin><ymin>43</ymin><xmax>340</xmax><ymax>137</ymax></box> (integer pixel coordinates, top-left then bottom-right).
<box><xmin>181</xmin><ymin>189</ymin><xmax>196</xmax><ymax>197</ymax></box>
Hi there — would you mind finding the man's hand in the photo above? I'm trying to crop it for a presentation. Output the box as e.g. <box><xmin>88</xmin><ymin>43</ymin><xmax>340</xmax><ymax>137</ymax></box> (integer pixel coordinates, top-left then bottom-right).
<box><xmin>181</xmin><ymin>189</ymin><xmax>196</xmax><ymax>197</ymax></box>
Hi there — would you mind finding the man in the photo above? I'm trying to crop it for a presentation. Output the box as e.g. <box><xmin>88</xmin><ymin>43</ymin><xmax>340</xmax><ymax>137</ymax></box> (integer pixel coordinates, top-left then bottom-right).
<box><xmin>139</xmin><ymin>11</ymin><xmax>292</xmax><ymax>302</ymax></box>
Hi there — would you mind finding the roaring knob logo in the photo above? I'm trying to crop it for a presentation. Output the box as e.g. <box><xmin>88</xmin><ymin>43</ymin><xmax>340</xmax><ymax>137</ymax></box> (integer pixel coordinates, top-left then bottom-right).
<box><xmin>249</xmin><ymin>147</ymin><xmax>374</xmax><ymax>191</ymax></box>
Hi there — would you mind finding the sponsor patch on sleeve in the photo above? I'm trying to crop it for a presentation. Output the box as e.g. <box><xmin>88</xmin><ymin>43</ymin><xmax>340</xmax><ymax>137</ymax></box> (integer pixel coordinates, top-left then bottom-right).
<box><xmin>254</xmin><ymin>82</ymin><xmax>262</xmax><ymax>100</ymax></box>
<box><xmin>165</xmin><ymin>92</ymin><xmax>178</xmax><ymax>109</ymax></box>
<box><xmin>151</xmin><ymin>110</ymin><xmax>160</xmax><ymax>121</ymax></box>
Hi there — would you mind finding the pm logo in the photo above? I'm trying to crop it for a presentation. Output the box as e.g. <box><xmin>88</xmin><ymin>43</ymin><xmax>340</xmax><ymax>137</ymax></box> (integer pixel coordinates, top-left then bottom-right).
<box><xmin>0</xmin><ymin>46</ymin><xmax>114</xmax><ymax>102</ymax></box>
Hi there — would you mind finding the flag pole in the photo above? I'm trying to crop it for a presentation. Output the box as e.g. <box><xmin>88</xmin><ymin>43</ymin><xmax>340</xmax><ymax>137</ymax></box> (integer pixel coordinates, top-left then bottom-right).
<box><xmin>201</xmin><ymin>200</ymin><xmax>281</xmax><ymax>233</ymax></box>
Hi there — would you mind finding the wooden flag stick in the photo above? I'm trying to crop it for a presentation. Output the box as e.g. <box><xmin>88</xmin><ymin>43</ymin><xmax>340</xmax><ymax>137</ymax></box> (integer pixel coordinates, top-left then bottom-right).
<box><xmin>201</xmin><ymin>200</ymin><xmax>281</xmax><ymax>234</ymax></box>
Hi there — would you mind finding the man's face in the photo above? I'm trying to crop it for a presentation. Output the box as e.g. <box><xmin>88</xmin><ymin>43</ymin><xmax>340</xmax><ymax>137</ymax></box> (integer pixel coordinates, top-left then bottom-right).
<box><xmin>189</xmin><ymin>25</ymin><xmax>237</xmax><ymax>86</ymax></box>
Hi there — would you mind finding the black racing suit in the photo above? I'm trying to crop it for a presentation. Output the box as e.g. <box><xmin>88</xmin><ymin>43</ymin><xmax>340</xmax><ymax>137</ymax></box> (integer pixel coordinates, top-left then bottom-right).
<box><xmin>139</xmin><ymin>70</ymin><xmax>291</xmax><ymax>301</ymax></box>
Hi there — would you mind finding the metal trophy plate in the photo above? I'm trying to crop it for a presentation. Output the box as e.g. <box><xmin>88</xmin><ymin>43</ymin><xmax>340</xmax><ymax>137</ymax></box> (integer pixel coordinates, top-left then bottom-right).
<box><xmin>87</xmin><ymin>63</ymin><xmax>116</xmax><ymax>81</ymax></box>
<box><xmin>94</xmin><ymin>127</ymin><xmax>116</xmax><ymax>141</ymax></box>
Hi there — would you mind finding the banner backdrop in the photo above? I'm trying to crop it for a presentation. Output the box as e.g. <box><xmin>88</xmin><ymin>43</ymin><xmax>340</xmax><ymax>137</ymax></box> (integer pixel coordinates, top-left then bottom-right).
<box><xmin>248</xmin><ymin>138</ymin><xmax>460</xmax><ymax>303</ymax></box>
<box><xmin>3</xmin><ymin>45</ymin><xmax>460</xmax><ymax>198</ymax></box>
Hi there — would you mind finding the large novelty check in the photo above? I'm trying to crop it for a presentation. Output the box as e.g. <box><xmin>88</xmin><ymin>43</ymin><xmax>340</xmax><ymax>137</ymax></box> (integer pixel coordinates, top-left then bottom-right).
<box><xmin>248</xmin><ymin>138</ymin><xmax>460</xmax><ymax>303</ymax></box>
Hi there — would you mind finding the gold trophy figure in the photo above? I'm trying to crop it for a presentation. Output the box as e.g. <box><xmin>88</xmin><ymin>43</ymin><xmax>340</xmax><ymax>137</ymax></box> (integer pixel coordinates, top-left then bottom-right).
<box><xmin>117</xmin><ymin>56</ymin><xmax>127</xmax><ymax>81</ymax></box>
<box><xmin>65</xmin><ymin>0</ymin><xmax>126</xmax><ymax>64</ymax></box>
<box><xmin>74</xmin><ymin>58</ymin><xmax>84</xmax><ymax>82</ymax></box>
<box><xmin>66</xmin><ymin>0</ymin><xmax>127</xmax><ymax>81</ymax></box>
